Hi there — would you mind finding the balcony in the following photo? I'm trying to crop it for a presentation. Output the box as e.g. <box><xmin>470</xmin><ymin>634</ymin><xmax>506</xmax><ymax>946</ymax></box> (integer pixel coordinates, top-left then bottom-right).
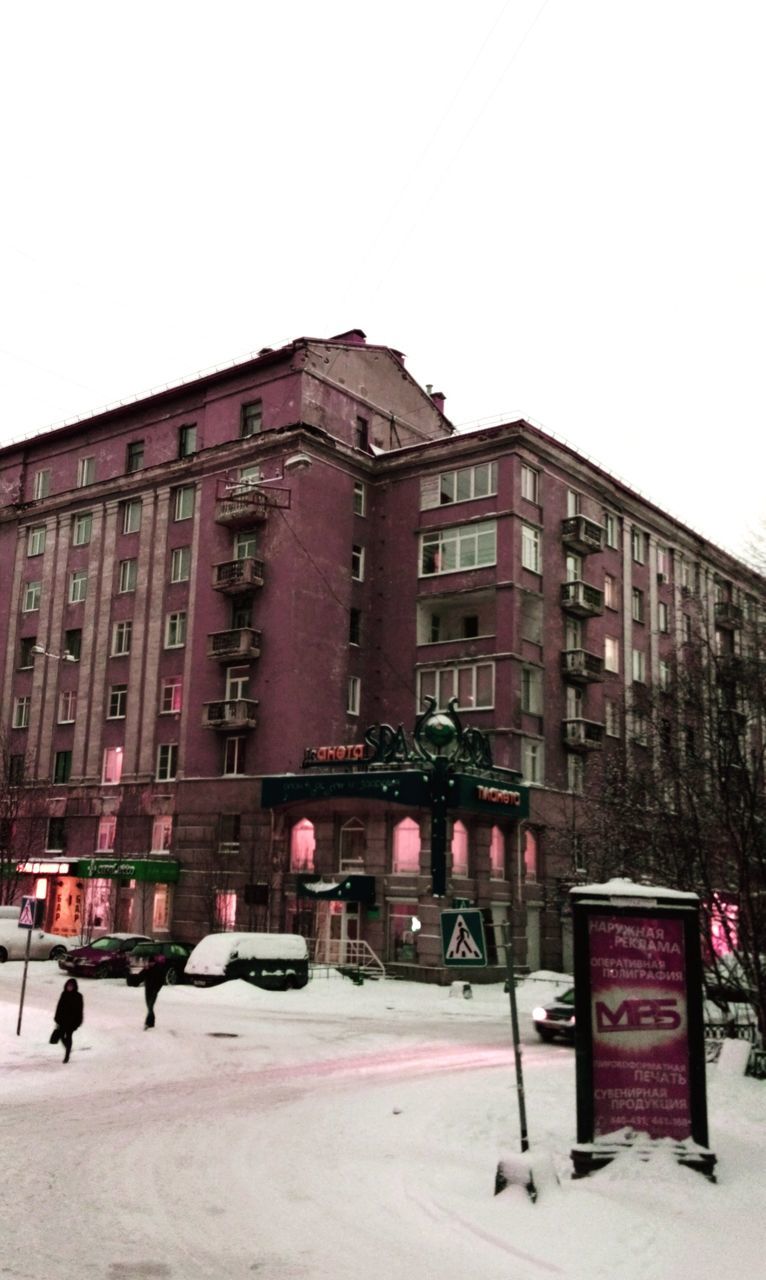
<box><xmin>214</xmin><ymin>491</ymin><xmax>270</xmax><ymax>527</ymax></box>
<box><xmin>560</xmin><ymin>580</ymin><xmax>604</xmax><ymax>617</ymax></box>
<box><xmin>212</xmin><ymin>558</ymin><xmax>265</xmax><ymax>594</ymax></box>
<box><xmin>562</xmin><ymin>718</ymin><xmax>605</xmax><ymax>751</ymax></box>
<box><xmin>561</xmin><ymin>515</ymin><xmax>605</xmax><ymax>555</ymax></box>
<box><xmin>714</xmin><ymin>601</ymin><xmax>743</xmax><ymax>630</ymax></box>
<box><xmin>207</xmin><ymin>627</ymin><xmax>262</xmax><ymax>662</ymax></box>
<box><xmin>561</xmin><ymin>648</ymin><xmax>604</xmax><ymax>682</ymax></box>
<box><xmin>202</xmin><ymin>698</ymin><xmax>259</xmax><ymax>729</ymax></box>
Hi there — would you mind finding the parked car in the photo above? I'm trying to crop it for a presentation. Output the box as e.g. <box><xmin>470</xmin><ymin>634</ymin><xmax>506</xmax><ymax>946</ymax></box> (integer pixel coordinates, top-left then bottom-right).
<box><xmin>532</xmin><ymin>987</ymin><xmax>576</xmax><ymax>1043</ymax></box>
<box><xmin>0</xmin><ymin>910</ymin><xmax>78</xmax><ymax>963</ymax></box>
<box><xmin>126</xmin><ymin>941</ymin><xmax>192</xmax><ymax>986</ymax></box>
<box><xmin>58</xmin><ymin>933</ymin><xmax>152</xmax><ymax>978</ymax></box>
<box><xmin>186</xmin><ymin>932</ymin><xmax>310</xmax><ymax>990</ymax></box>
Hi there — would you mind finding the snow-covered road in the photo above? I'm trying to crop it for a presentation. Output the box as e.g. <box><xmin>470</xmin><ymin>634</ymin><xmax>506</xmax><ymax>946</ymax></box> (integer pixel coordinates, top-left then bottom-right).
<box><xmin>1</xmin><ymin>963</ymin><xmax>763</xmax><ymax>1280</ymax></box>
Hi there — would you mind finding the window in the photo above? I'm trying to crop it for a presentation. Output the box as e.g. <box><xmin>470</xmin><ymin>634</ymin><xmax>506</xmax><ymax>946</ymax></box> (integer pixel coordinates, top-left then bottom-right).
<box><xmin>72</xmin><ymin>512</ymin><xmax>93</xmax><ymax>546</ymax></box>
<box><xmin>69</xmin><ymin>570</ymin><xmax>88</xmax><ymax>604</ymax></box>
<box><xmin>122</xmin><ymin>499</ymin><xmax>142</xmax><ymax>534</ymax></box>
<box><xmin>420</xmin><ymin>521</ymin><xmax>497</xmax><ymax>576</ymax></box>
<box><xmin>173</xmin><ymin>486</ymin><xmax>195</xmax><ymax>521</ymax></box>
<box><xmin>392</xmin><ymin>817</ymin><xmax>421</xmax><ymax>872</ymax></box>
<box><xmin>566</xmin><ymin>489</ymin><xmax>581</xmax><ymax>517</ymax></box>
<box><xmin>567</xmin><ymin>755</ymin><xmax>584</xmax><ymax>794</ymax></box>
<box><xmin>451</xmin><ymin>820</ymin><xmax>469</xmax><ymax>876</ymax></box>
<box><xmin>77</xmin><ymin>456</ymin><xmax>95</xmax><ymax>487</ymax></box>
<box><xmin>53</xmin><ymin>750</ymin><xmax>72</xmax><ymax>784</ymax></box>
<box><xmin>631</xmin><ymin>588</ymin><xmax>644</xmax><ymax>624</ymax></box>
<box><xmin>631</xmin><ymin>527</ymin><xmax>645</xmax><ymax>564</ymax></box>
<box><xmin>524</xmin><ymin>829</ymin><xmax>539</xmax><ymax>881</ymax></box>
<box><xmin>27</xmin><ymin>525</ymin><xmax>46</xmax><ymax>557</ymax></box>
<box><xmin>520</xmin><ymin>464</ymin><xmax>539</xmax><ymax>503</ymax></box>
<box><xmin>522</xmin><ymin>738</ymin><xmax>544</xmax><ymax>785</ymax></box>
<box><xmin>290</xmin><ymin>819</ymin><xmax>316</xmax><ymax>872</ymax></box>
<box><xmin>565</xmin><ymin>552</ymin><xmax>582</xmax><ymax>583</ymax></box>
<box><xmin>355</xmin><ymin>416</ymin><xmax>369</xmax><ymax>450</ymax></box>
<box><xmin>604</xmin><ymin>698</ymin><xmax>620</xmax><ymax>737</ymax></box>
<box><xmin>351</xmin><ymin>544</ymin><xmax>365</xmax><ymax>581</ymax></box>
<box><xmin>19</xmin><ymin>637</ymin><xmax>37</xmax><ymax>668</ymax></box>
<box><xmin>489</xmin><ymin>826</ymin><xmax>505</xmax><ymax>879</ymax></box>
<box><xmin>658</xmin><ymin>601</ymin><xmax>670</xmax><ymax>633</ymax></box>
<box><xmin>33</xmin><ymin>469</ymin><xmax>50</xmax><ymax>500</ymax></box>
<box><xmin>64</xmin><ymin>629</ymin><xmax>82</xmax><ymax>661</ymax></box>
<box><xmin>683</xmin><ymin>613</ymin><xmax>693</xmax><ymax>643</ymax></box>
<box><xmin>347</xmin><ymin>676</ymin><xmax>361</xmax><ymax>716</ymax></box>
<box><xmin>96</xmin><ymin>817</ymin><xmax>116</xmax><ymax>852</ymax></box>
<box><xmin>353</xmin><ymin>481</ymin><xmax>366</xmax><ymax>516</ymax></box>
<box><xmin>565</xmin><ymin>618</ymin><xmax>583</xmax><ymax>649</ymax></box>
<box><xmin>178</xmin><ymin>423</ymin><xmax>197</xmax><ymax>458</ymax></box>
<box><xmin>22</xmin><ymin>581</ymin><xmax>41</xmax><ymax>612</ymax></box>
<box><xmin>339</xmin><ymin>818</ymin><xmax>366</xmax><ymax>871</ymax></box>
<box><xmin>156</xmin><ymin>743</ymin><xmax>178</xmax><ymax>781</ymax></box>
<box><xmin>520</xmin><ymin>594</ymin><xmax>543</xmax><ymax>644</ymax></box>
<box><xmin>632</xmin><ymin>712</ymin><xmax>648</xmax><ymax>746</ymax></box>
<box><xmin>566</xmin><ymin>684</ymin><xmax>583</xmax><ymax>719</ymax></box>
<box><xmin>102</xmin><ymin>747</ymin><xmax>124</xmax><ymax>784</ymax></box>
<box><xmin>223</xmin><ymin>736</ymin><xmax>246</xmax><ymax>775</ymax></box>
<box><xmin>108</xmin><ymin>684</ymin><xmax>127</xmax><ymax>719</ymax></box>
<box><xmin>417</xmin><ymin>662</ymin><xmax>494</xmax><ymax>710</ymax></box>
<box><xmin>240</xmin><ymin>400</ymin><xmax>263</xmax><ymax>438</ymax></box>
<box><xmin>165</xmin><ymin>611</ymin><xmax>186</xmax><ymax>648</ymax></box>
<box><xmin>12</xmin><ymin>696</ymin><xmax>30</xmax><ymax>729</ymax></box>
<box><xmin>169</xmin><ymin>546</ymin><xmax>190</xmax><ymax>583</ymax></box>
<box><xmin>218</xmin><ymin>814</ymin><xmax>241</xmax><ymax>854</ymax></box>
<box><xmin>604</xmin><ymin>512</ymin><xmax>619</xmax><ymax>549</ymax></box>
<box><xmin>420</xmin><ymin>463</ymin><xmax>498</xmax><ymax>509</ymax></box>
<box><xmin>604</xmin><ymin>637</ymin><xmax>619</xmax><ymax>673</ymax></box>
<box><xmin>234</xmin><ymin>530</ymin><xmax>257</xmax><ymax>560</ymax></box>
<box><xmin>126</xmin><ymin>440</ymin><xmax>144</xmax><ymax>472</ymax></box>
<box><xmin>58</xmin><ymin>690</ymin><xmax>76</xmax><ymax>723</ymax></box>
<box><xmin>160</xmin><ymin>677</ymin><xmax>182</xmax><ymax>714</ymax></box>
<box><xmin>234</xmin><ymin>464</ymin><xmax>261</xmax><ymax>495</ymax></box>
<box><xmin>521</xmin><ymin>523</ymin><xmax>541</xmax><ymax>573</ymax></box>
<box><xmin>604</xmin><ymin>573</ymin><xmax>616</xmax><ymax>609</ymax></box>
<box><xmin>659</xmin><ymin>659</ymin><xmax>671</xmax><ymax>690</ymax></box>
<box><xmin>118</xmin><ymin>558</ymin><xmax>137</xmax><ymax>593</ymax></box>
<box><xmin>656</xmin><ymin>544</ymin><xmax>668</xmax><ymax>578</ymax></box>
<box><xmin>46</xmin><ymin>817</ymin><xmax>67</xmax><ymax>852</ymax></box>
<box><xmin>521</xmin><ymin>666</ymin><xmax>543</xmax><ymax>715</ymax></box>
<box><xmin>225</xmin><ymin>668</ymin><xmax>250</xmax><ymax>702</ymax></box>
<box><xmin>112</xmin><ymin>620</ymin><xmax>132</xmax><ymax>656</ymax></box>
<box><xmin>151</xmin><ymin>816</ymin><xmax>173</xmax><ymax>852</ymax></box>
<box><xmin>8</xmin><ymin>755</ymin><xmax>25</xmax><ymax>784</ymax></box>
<box><xmin>349</xmin><ymin>608</ymin><xmax>361</xmax><ymax>646</ymax></box>
<box><xmin>215</xmin><ymin>891</ymin><xmax>237</xmax><ymax>931</ymax></box>
<box><xmin>632</xmin><ymin>648</ymin><xmax>646</xmax><ymax>683</ymax></box>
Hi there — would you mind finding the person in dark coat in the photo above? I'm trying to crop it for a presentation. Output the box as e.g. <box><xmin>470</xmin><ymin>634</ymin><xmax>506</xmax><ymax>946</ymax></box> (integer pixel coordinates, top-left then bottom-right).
<box><xmin>143</xmin><ymin>954</ymin><xmax>167</xmax><ymax>1029</ymax></box>
<box><xmin>54</xmin><ymin>978</ymin><xmax>84</xmax><ymax>1064</ymax></box>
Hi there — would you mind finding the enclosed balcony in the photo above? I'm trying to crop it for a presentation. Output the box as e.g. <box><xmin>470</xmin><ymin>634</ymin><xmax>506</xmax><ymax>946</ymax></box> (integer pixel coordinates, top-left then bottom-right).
<box><xmin>202</xmin><ymin>698</ymin><xmax>259</xmax><ymax>729</ymax></box>
<box><xmin>560</xmin><ymin>580</ymin><xmax>604</xmax><ymax>617</ymax></box>
<box><xmin>214</xmin><ymin>492</ymin><xmax>270</xmax><ymax>527</ymax></box>
<box><xmin>561</xmin><ymin>648</ymin><xmax>604</xmax><ymax>682</ymax></box>
<box><xmin>207</xmin><ymin>627</ymin><xmax>262</xmax><ymax>662</ymax></box>
<box><xmin>562</xmin><ymin>718</ymin><xmax>604</xmax><ymax>751</ymax></box>
<box><xmin>561</xmin><ymin>515</ymin><xmax>605</xmax><ymax>555</ymax></box>
<box><xmin>212</xmin><ymin>558</ymin><xmax>265</xmax><ymax>594</ymax></box>
<box><xmin>714</xmin><ymin>601</ymin><xmax>743</xmax><ymax>630</ymax></box>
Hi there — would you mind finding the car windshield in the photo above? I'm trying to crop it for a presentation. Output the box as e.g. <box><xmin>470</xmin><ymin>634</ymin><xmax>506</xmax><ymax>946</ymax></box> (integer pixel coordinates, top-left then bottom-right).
<box><xmin>131</xmin><ymin>945</ymin><xmax>157</xmax><ymax>958</ymax></box>
<box><xmin>89</xmin><ymin>937</ymin><xmax>123</xmax><ymax>951</ymax></box>
<box><xmin>556</xmin><ymin>988</ymin><xmax>575</xmax><ymax>1005</ymax></box>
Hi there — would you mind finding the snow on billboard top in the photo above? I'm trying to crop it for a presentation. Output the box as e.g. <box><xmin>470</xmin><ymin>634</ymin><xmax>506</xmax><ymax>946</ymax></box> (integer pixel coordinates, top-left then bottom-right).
<box><xmin>186</xmin><ymin>932</ymin><xmax>308</xmax><ymax>975</ymax></box>
<box><xmin>570</xmin><ymin>878</ymin><xmax>698</xmax><ymax>902</ymax></box>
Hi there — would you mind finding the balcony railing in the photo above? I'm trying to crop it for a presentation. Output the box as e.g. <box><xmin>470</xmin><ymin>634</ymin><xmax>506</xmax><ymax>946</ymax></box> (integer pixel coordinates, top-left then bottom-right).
<box><xmin>207</xmin><ymin>627</ymin><xmax>262</xmax><ymax>661</ymax></box>
<box><xmin>561</xmin><ymin>648</ymin><xmax>604</xmax><ymax>682</ymax></box>
<box><xmin>560</xmin><ymin>580</ymin><xmax>604</xmax><ymax>617</ymax></box>
<box><xmin>202</xmin><ymin>698</ymin><xmax>259</xmax><ymax>729</ymax></box>
<box><xmin>562</xmin><ymin>718</ymin><xmax>604</xmax><ymax>750</ymax></box>
<box><xmin>561</xmin><ymin>515</ymin><xmax>605</xmax><ymax>555</ymax></box>
<box><xmin>214</xmin><ymin>492</ymin><xmax>270</xmax><ymax>526</ymax></box>
<box><xmin>715</xmin><ymin>601</ymin><xmax>743</xmax><ymax>630</ymax></box>
<box><xmin>212</xmin><ymin>558</ymin><xmax>265</xmax><ymax>594</ymax></box>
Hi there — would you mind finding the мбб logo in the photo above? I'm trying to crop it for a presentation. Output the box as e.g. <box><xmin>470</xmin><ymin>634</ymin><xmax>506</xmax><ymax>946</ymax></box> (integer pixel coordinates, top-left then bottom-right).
<box><xmin>595</xmin><ymin>997</ymin><xmax>682</xmax><ymax>1032</ymax></box>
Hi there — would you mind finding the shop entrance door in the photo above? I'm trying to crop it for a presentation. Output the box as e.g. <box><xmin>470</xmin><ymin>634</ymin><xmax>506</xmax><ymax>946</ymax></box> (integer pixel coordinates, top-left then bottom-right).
<box><xmin>316</xmin><ymin>901</ymin><xmax>359</xmax><ymax>966</ymax></box>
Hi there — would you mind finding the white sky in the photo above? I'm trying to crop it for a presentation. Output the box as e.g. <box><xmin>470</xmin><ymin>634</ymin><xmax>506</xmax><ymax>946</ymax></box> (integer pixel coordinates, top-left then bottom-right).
<box><xmin>2</xmin><ymin>1</ymin><xmax>764</xmax><ymax>561</ymax></box>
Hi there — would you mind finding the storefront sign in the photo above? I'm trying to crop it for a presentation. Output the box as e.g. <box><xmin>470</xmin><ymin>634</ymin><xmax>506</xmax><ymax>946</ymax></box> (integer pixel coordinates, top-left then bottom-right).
<box><xmin>262</xmin><ymin>771</ymin><xmax>430</xmax><ymax>807</ymax></box>
<box><xmin>302</xmin><ymin>743</ymin><xmax>370</xmax><ymax>766</ymax></box>
<box><xmin>75</xmin><ymin>858</ymin><xmax>180</xmax><ymax>884</ymax></box>
<box><xmin>452</xmin><ymin>774</ymin><xmax>530</xmax><ymax>819</ymax></box>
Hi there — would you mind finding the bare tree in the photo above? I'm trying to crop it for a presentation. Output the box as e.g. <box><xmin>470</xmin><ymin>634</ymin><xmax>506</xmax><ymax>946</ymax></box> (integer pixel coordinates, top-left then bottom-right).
<box><xmin>0</xmin><ymin>733</ymin><xmax>47</xmax><ymax>904</ymax></box>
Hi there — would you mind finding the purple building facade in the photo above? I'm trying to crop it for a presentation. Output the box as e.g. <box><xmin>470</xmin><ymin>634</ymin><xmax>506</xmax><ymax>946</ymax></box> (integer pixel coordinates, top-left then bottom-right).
<box><xmin>0</xmin><ymin>330</ymin><xmax>762</xmax><ymax>979</ymax></box>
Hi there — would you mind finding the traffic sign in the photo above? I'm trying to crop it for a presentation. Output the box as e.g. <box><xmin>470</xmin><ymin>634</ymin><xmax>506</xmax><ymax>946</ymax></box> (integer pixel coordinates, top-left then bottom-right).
<box><xmin>441</xmin><ymin>908</ymin><xmax>487</xmax><ymax>967</ymax></box>
<box><xmin>17</xmin><ymin>896</ymin><xmax>40</xmax><ymax>929</ymax></box>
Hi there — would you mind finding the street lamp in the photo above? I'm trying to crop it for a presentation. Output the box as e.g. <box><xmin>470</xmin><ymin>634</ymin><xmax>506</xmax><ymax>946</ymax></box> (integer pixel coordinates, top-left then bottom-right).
<box><xmin>31</xmin><ymin>645</ymin><xmax>76</xmax><ymax>662</ymax></box>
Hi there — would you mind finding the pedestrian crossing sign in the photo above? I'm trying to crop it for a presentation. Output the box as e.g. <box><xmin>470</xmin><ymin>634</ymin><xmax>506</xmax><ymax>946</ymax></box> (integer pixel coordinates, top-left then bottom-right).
<box><xmin>440</xmin><ymin>909</ymin><xmax>487</xmax><ymax>967</ymax></box>
<box><xmin>18</xmin><ymin>896</ymin><xmax>39</xmax><ymax>929</ymax></box>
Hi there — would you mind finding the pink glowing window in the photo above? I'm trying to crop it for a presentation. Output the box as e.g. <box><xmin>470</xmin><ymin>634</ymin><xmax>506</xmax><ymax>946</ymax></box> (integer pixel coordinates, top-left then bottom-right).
<box><xmin>102</xmin><ymin>746</ymin><xmax>123</xmax><ymax>785</ymax></box>
<box><xmin>290</xmin><ymin>819</ymin><xmax>316</xmax><ymax>872</ymax></box>
<box><xmin>489</xmin><ymin>825</ymin><xmax>505</xmax><ymax>879</ymax></box>
<box><xmin>392</xmin><ymin>818</ymin><xmax>420</xmax><ymax>873</ymax></box>
<box><xmin>524</xmin><ymin>829</ymin><xmax>538</xmax><ymax>881</ymax></box>
<box><xmin>451</xmin><ymin>820</ymin><xmax>468</xmax><ymax>876</ymax></box>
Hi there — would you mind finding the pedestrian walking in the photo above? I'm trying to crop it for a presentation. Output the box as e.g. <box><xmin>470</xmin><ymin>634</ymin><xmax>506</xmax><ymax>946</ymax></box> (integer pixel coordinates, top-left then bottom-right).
<box><xmin>143</xmin><ymin>954</ymin><xmax>167</xmax><ymax>1029</ymax></box>
<box><xmin>53</xmin><ymin>978</ymin><xmax>84</xmax><ymax>1064</ymax></box>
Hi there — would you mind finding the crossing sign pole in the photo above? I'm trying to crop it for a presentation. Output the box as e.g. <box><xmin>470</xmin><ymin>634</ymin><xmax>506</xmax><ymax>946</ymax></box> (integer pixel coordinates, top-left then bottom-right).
<box><xmin>16</xmin><ymin>887</ymin><xmax>46</xmax><ymax>1037</ymax></box>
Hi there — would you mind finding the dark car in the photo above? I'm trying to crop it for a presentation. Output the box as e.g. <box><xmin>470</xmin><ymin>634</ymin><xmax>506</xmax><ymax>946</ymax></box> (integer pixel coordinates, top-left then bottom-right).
<box><xmin>532</xmin><ymin>987</ymin><xmax>576</xmax><ymax>1043</ymax></box>
<box><xmin>58</xmin><ymin>933</ymin><xmax>152</xmax><ymax>978</ymax></box>
<box><xmin>126</xmin><ymin>941</ymin><xmax>192</xmax><ymax>986</ymax></box>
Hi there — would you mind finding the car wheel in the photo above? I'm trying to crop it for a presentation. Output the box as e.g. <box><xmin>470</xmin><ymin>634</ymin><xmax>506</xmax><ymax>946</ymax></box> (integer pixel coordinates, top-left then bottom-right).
<box><xmin>49</xmin><ymin>946</ymin><xmax>67</xmax><ymax>961</ymax></box>
<box><xmin>536</xmin><ymin>1026</ymin><xmax>556</xmax><ymax>1043</ymax></box>
<box><xmin>165</xmin><ymin>967</ymin><xmax>179</xmax><ymax>986</ymax></box>
<box><xmin>95</xmin><ymin>964</ymin><xmax>111</xmax><ymax>978</ymax></box>
<box><xmin>0</xmin><ymin>947</ymin><xmax>7</xmax><ymax>964</ymax></box>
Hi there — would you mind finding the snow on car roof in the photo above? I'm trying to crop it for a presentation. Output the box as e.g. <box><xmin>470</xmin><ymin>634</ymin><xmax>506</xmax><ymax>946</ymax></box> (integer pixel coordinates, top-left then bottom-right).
<box><xmin>186</xmin><ymin>932</ymin><xmax>308</xmax><ymax>974</ymax></box>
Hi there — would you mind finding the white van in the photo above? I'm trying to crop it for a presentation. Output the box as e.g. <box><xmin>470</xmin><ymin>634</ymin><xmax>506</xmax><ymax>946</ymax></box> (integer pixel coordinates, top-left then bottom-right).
<box><xmin>186</xmin><ymin>932</ymin><xmax>309</xmax><ymax>990</ymax></box>
<box><xmin>0</xmin><ymin>909</ymin><xmax>77</xmax><ymax>963</ymax></box>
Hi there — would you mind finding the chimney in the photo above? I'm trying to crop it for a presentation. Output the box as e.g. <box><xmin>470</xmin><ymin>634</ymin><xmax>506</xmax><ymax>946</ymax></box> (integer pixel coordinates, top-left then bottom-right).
<box><xmin>330</xmin><ymin>329</ymin><xmax>367</xmax><ymax>346</ymax></box>
<box><xmin>430</xmin><ymin>390</ymin><xmax>446</xmax><ymax>414</ymax></box>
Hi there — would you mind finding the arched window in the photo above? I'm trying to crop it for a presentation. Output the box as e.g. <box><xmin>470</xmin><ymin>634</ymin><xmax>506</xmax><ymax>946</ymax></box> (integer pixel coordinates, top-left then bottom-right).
<box><xmin>339</xmin><ymin>818</ymin><xmax>366</xmax><ymax>871</ymax></box>
<box><xmin>523</xmin><ymin>828</ymin><xmax>538</xmax><ymax>881</ymax></box>
<box><xmin>451</xmin><ymin>820</ymin><xmax>468</xmax><ymax>876</ymax></box>
<box><xmin>489</xmin><ymin>825</ymin><xmax>505</xmax><ymax>879</ymax></box>
<box><xmin>392</xmin><ymin>817</ymin><xmax>421</xmax><ymax>873</ymax></box>
<box><xmin>290</xmin><ymin>818</ymin><xmax>316</xmax><ymax>872</ymax></box>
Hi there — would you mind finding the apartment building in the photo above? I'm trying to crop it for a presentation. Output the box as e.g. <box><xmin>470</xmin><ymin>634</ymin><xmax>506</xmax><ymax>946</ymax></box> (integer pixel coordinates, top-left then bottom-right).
<box><xmin>1</xmin><ymin>329</ymin><xmax>762</xmax><ymax>979</ymax></box>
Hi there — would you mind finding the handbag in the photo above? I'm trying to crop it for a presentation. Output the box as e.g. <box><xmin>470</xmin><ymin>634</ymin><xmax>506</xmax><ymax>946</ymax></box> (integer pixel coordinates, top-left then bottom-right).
<box><xmin>49</xmin><ymin>1027</ymin><xmax>61</xmax><ymax>1044</ymax></box>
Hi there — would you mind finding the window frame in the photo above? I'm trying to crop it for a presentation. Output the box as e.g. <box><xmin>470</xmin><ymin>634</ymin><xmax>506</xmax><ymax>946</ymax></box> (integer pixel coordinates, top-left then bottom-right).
<box><xmin>58</xmin><ymin>689</ymin><xmax>77</xmax><ymax>724</ymax></box>
<box><xmin>12</xmin><ymin>695</ymin><xmax>31</xmax><ymax>729</ymax></box>
<box><xmin>27</xmin><ymin>525</ymin><xmax>46</xmax><ymax>557</ymax></box>
<box><xmin>160</xmin><ymin>676</ymin><xmax>183</xmax><ymax>714</ymax></box>
<box><xmin>416</xmin><ymin>661</ymin><xmax>495</xmax><ymax>712</ymax></box>
<box><xmin>420</xmin><ymin>462</ymin><xmax>498</xmax><ymax>510</ymax></box>
<box><xmin>521</xmin><ymin>523</ymin><xmax>541</xmax><ymax>574</ymax></box>
<box><xmin>68</xmin><ymin>569</ymin><xmax>88</xmax><ymax>605</ymax></box>
<box><xmin>164</xmin><ymin>611</ymin><xmax>187</xmax><ymax>649</ymax></box>
<box><xmin>107</xmin><ymin>684</ymin><xmax>128</xmax><ymax>720</ymax></box>
<box><xmin>76</xmin><ymin>456</ymin><xmax>95</xmax><ymax>488</ymax></box>
<box><xmin>173</xmin><ymin>485</ymin><xmax>195</xmax><ymax>522</ymax></box>
<box><xmin>72</xmin><ymin>512</ymin><xmax>93</xmax><ymax>547</ymax></box>
<box><xmin>156</xmin><ymin>743</ymin><xmax>179</xmax><ymax>782</ymax></box>
<box><xmin>178</xmin><ymin>423</ymin><xmax>197</xmax><ymax>459</ymax></box>
<box><xmin>347</xmin><ymin>675</ymin><xmax>361</xmax><ymax>716</ymax></box>
<box><xmin>22</xmin><ymin>581</ymin><xmax>41</xmax><ymax>613</ymax></box>
<box><xmin>122</xmin><ymin>499</ymin><xmax>142</xmax><ymax>535</ymax></box>
<box><xmin>351</xmin><ymin>544</ymin><xmax>365</xmax><ymax>582</ymax></box>
<box><xmin>520</xmin><ymin>464</ymin><xmax>539</xmax><ymax>504</ymax></box>
<box><xmin>53</xmin><ymin>750</ymin><xmax>72</xmax><ymax>784</ymax></box>
<box><xmin>112</xmin><ymin>620</ymin><xmax>133</xmax><ymax>656</ymax></box>
<box><xmin>126</xmin><ymin>440</ymin><xmax>145</xmax><ymax>473</ymax></box>
<box><xmin>353</xmin><ymin>481</ymin><xmax>366</xmax><ymax>516</ymax></box>
<box><xmin>419</xmin><ymin>521</ymin><xmax>497</xmax><ymax>577</ymax></box>
<box><xmin>169</xmin><ymin>546</ymin><xmax>191</xmax><ymax>583</ymax></box>
<box><xmin>118</xmin><ymin>558</ymin><xmax>138</xmax><ymax>594</ymax></box>
<box><xmin>33</xmin><ymin>469</ymin><xmax>51</xmax><ymax>500</ymax></box>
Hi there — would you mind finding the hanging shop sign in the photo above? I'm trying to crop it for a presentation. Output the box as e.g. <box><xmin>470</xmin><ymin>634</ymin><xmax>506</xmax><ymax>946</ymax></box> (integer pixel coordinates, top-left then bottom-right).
<box><xmin>75</xmin><ymin>858</ymin><xmax>181</xmax><ymax>884</ymax></box>
<box><xmin>262</xmin><ymin>770</ymin><xmax>430</xmax><ymax>808</ymax></box>
<box><xmin>296</xmin><ymin>874</ymin><xmax>376</xmax><ymax>904</ymax></box>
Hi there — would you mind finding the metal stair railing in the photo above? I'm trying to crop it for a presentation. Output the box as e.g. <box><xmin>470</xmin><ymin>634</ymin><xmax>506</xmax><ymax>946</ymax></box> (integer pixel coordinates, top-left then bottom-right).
<box><xmin>308</xmin><ymin>937</ymin><xmax>385</xmax><ymax>978</ymax></box>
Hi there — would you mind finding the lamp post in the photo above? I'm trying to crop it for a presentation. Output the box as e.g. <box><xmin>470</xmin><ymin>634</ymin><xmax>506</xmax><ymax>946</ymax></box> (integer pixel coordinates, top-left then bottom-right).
<box><xmin>31</xmin><ymin>645</ymin><xmax>76</xmax><ymax>662</ymax></box>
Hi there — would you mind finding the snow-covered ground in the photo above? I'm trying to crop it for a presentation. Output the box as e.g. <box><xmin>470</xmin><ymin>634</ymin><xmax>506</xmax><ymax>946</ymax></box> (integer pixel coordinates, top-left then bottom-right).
<box><xmin>1</xmin><ymin>961</ymin><xmax>763</xmax><ymax>1280</ymax></box>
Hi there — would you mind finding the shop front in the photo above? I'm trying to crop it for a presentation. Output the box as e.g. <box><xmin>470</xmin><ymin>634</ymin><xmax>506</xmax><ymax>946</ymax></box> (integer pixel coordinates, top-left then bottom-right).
<box><xmin>16</xmin><ymin>856</ymin><xmax>180</xmax><ymax>939</ymax></box>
